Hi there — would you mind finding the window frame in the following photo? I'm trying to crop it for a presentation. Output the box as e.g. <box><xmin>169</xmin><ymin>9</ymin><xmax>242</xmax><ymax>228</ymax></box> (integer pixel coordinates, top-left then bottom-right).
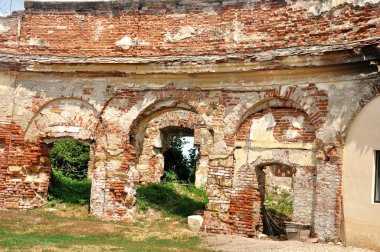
<box><xmin>375</xmin><ymin>151</ymin><xmax>380</xmax><ymax>203</ymax></box>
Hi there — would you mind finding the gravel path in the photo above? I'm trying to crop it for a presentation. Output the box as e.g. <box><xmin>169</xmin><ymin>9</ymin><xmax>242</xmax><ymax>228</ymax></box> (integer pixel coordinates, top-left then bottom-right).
<box><xmin>201</xmin><ymin>234</ymin><xmax>375</xmax><ymax>252</ymax></box>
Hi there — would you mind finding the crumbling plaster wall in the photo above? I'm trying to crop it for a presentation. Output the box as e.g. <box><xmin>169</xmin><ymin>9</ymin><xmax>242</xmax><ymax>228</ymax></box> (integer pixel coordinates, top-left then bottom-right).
<box><xmin>0</xmin><ymin>62</ymin><xmax>379</xmax><ymax>239</ymax></box>
<box><xmin>230</xmin><ymin>107</ymin><xmax>317</xmax><ymax>236</ymax></box>
<box><xmin>1</xmin><ymin>0</ymin><xmax>379</xmax><ymax>59</ymax></box>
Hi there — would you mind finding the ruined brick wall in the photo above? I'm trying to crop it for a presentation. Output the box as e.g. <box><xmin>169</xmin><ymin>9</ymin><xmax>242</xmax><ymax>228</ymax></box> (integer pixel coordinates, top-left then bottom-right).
<box><xmin>0</xmin><ymin>0</ymin><xmax>379</xmax><ymax>247</ymax></box>
<box><xmin>0</xmin><ymin>65</ymin><xmax>379</xmax><ymax>240</ymax></box>
<box><xmin>236</xmin><ymin>108</ymin><xmax>316</xmax><ymax>142</ymax></box>
<box><xmin>1</xmin><ymin>0</ymin><xmax>380</xmax><ymax>58</ymax></box>
<box><xmin>136</xmin><ymin>110</ymin><xmax>210</xmax><ymax>186</ymax></box>
<box><xmin>230</xmin><ymin>107</ymin><xmax>317</xmax><ymax>236</ymax></box>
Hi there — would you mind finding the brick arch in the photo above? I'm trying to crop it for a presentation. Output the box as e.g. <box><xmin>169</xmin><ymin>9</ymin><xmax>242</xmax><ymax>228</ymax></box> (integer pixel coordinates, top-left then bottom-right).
<box><xmin>231</xmin><ymin>84</ymin><xmax>328</xmax><ymax>137</ymax></box>
<box><xmin>149</xmin><ymin>111</ymin><xmax>205</xmax><ymax>130</ymax></box>
<box><xmin>98</xmin><ymin>89</ymin><xmax>210</xmax><ymax>151</ymax></box>
<box><xmin>235</xmin><ymin>97</ymin><xmax>306</xmax><ymax>135</ymax></box>
<box><xmin>233</xmin><ymin>96</ymin><xmax>317</xmax><ymax>146</ymax></box>
<box><xmin>130</xmin><ymin>100</ymin><xmax>198</xmax><ymax>134</ymax></box>
<box><xmin>125</xmin><ymin>92</ymin><xmax>210</xmax><ymax>159</ymax></box>
<box><xmin>24</xmin><ymin>97</ymin><xmax>103</xmax><ymax>142</ymax></box>
<box><xmin>236</xmin><ymin>107</ymin><xmax>316</xmax><ymax>143</ymax></box>
<box><xmin>90</xmin><ymin>90</ymin><xmax>211</xmax><ymax>219</ymax></box>
<box><xmin>136</xmin><ymin>110</ymin><xmax>208</xmax><ymax>184</ymax></box>
<box><xmin>100</xmin><ymin>88</ymin><xmax>209</xmax><ymax>122</ymax></box>
<box><xmin>4</xmin><ymin>98</ymin><xmax>105</xmax><ymax>211</ymax></box>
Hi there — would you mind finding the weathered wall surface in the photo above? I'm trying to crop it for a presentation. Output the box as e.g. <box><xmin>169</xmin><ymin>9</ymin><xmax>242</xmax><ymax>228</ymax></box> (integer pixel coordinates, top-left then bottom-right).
<box><xmin>230</xmin><ymin>107</ymin><xmax>316</xmax><ymax>236</ymax></box>
<box><xmin>0</xmin><ymin>0</ymin><xmax>379</xmax><ymax>250</ymax></box>
<box><xmin>1</xmin><ymin>0</ymin><xmax>379</xmax><ymax>59</ymax></box>
<box><xmin>0</xmin><ymin>60</ymin><xmax>379</xmax><ymax>243</ymax></box>
<box><xmin>136</xmin><ymin>110</ymin><xmax>211</xmax><ymax>187</ymax></box>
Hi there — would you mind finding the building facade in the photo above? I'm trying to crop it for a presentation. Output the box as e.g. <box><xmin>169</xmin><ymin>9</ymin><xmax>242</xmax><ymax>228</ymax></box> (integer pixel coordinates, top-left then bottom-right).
<box><xmin>0</xmin><ymin>0</ymin><xmax>379</xmax><ymax>249</ymax></box>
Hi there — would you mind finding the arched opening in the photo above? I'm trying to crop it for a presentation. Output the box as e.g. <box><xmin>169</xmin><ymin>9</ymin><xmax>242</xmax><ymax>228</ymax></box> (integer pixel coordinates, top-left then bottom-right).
<box><xmin>133</xmin><ymin>109</ymin><xmax>209</xmax><ymax>218</ymax></box>
<box><xmin>134</xmin><ymin>109</ymin><xmax>210</xmax><ymax>187</ymax></box>
<box><xmin>231</xmin><ymin>98</ymin><xmax>317</xmax><ymax>239</ymax></box>
<box><xmin>22</xmin><ymin>98</ymin><xmax>102</xmax><ymax>213</ymax></box>
<box><xmin>129</xmin><ymin>100</ymin><xmax>198</xmax><ymax>159</ymax></box>
<box><xmin>161</xmin><ymin>127</ymin><xmax>199</xmax><ymax>183</ymax></box>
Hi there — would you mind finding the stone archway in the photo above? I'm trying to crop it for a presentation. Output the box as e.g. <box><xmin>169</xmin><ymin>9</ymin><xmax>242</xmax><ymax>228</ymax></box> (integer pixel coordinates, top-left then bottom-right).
<box><xmin>230</xmin><ymin>102</ymin><xmax>317</xmax><ymax>237</ymax></box>
<box><xmin>135</xmin><ymin>110</ymin><xmax>212</xmax><ymax>188</ymax></box>
<box><xmin>15</xmin><ymin>98</ymin><xmax>105</xmax><ymax>213</ymax></box>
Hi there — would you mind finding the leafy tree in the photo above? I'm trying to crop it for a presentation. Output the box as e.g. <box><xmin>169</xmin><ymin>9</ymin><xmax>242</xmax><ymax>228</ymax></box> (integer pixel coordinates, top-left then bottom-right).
<box><xmin>50</xmin><ymin>140</ymin><xmax>90</xmax><ymax>181</ymax></box>
<box><xmin>163</xmin><ymin>136</ymin><xmax>199</xmax><ymax>183</ymax></box>
<box><xmin>187</xmin><ymin>145</ymin><xmax>200</xmax><ymax>183</ymax></box>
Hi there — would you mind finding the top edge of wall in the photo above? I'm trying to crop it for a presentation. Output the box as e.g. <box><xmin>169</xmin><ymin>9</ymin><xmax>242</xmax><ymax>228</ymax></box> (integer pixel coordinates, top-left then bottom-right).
<box><xmin>22</xmin><ymin>0</ymin><xmax>380</xmax><ymax>14</ymax></box>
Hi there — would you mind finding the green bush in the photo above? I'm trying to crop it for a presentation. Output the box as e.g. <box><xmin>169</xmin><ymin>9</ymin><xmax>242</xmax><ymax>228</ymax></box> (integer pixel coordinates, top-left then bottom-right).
<box><xmin>163</xmin><ymin>137</ymin><xmax>199</xmax><ymax>184</ymax></box>
<box><xmin>265</xmin><ymin>189</ymin><xmax>293</xmax><ymax>219</ymax></box>
<box><xmin>162</xmin><ymin>171</ymin><xmax>179</xmax><ymax>183</ymax></box>
<box><xmin>136</xmin><ymin>182</ymin><xmax>208</xmax><ymax>217</ymax></box>
<box><xmin>50</xmin><ymin>140</ymin><xmax>90</xmax><ymax>181</ymax></box>
<box><xmin>48</xmin><ymin>170</ymin><xmax>91</xmax><ymax>205</ymax></box>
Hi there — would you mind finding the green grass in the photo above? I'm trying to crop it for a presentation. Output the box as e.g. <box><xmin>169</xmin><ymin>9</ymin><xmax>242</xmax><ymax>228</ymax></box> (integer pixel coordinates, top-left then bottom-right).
<box><xmin>0</xmin><ymin>182</ymin><xmax>210</xmax><ymax>251</ymax></box>
<box><xmin>48</xmin><ymin>170</ymin><xmax>91</xmax><ymax>205</ymax></box>
<box><xmin>0</xmin><ymin>228</ymin><xmax>200</xmax><ymax>251</ymax></box>
<box><xmin>0</xmin><ymin>204</ymin><xmax>209</xmax><ymax>251</ymax></box>
<box><xmin>0</xmin><ymin>181</ymin><xmax>210</xmax><ymax>251</ymax></box>
<box><xmin>136</xmin><ymin>182</ymin><xmax>208</xmax><ymax>217</ymax></box>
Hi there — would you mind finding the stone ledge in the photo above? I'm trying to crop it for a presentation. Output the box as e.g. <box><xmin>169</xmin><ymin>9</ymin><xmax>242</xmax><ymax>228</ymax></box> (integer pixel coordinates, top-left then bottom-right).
<box><xmin>0</xmin><ymin>41</ymin><xmax>379</xmax><ymax>73</ymax></box>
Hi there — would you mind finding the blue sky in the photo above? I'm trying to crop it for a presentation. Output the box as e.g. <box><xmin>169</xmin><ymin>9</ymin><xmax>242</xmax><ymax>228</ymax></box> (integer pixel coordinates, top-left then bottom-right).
<box><xmin>182</xmin><ymin>136</ymin><xmax>194</xmax><ymax>158</ymax></box>
<box><xmin>0</xmin><ymin>0</ymin><xmax>24</xmax><ymax>16</ymax></box>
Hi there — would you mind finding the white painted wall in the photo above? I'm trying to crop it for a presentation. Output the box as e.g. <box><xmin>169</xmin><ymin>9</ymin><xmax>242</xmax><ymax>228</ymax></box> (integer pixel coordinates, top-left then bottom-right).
<box><xmin>343</xmin><ymin>96</ymin><xmax>380</xmax><ymax>250</ymax></box>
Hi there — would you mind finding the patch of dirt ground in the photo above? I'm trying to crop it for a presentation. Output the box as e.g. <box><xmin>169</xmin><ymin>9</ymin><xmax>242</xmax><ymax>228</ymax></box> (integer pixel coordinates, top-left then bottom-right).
<box><xmin>201</xmin><ymin>234</ymin><xmax>375</xmax><ymax>252</ymax></box>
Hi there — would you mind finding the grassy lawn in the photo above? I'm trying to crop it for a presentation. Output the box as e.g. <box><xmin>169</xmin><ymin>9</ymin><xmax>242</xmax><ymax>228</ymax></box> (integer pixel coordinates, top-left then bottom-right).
<box><xmin>0</xmin><ymin>183</ymin><xmax>210</xmax><ymax>252</ymax></box>
<box><xmin>136</xmin><ymin>183</ymin><xmax>208</xmax><ymax>217</ymax></box>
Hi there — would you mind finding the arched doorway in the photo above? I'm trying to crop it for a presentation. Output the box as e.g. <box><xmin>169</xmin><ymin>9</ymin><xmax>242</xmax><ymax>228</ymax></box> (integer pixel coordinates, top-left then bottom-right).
<box><xmin>231</xmin><ymin>101</ymin><xmax>317</xmax><ymax>238</ymax></box>
<box><xmin>135</xmin><ymin>110</ymin><xmax>212</xmax><ymax>187</ymax></box>
<box><xmin>22</xmin><ymin>98</ymin><xmax>103</xmax><ymax>214</ymax></box>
